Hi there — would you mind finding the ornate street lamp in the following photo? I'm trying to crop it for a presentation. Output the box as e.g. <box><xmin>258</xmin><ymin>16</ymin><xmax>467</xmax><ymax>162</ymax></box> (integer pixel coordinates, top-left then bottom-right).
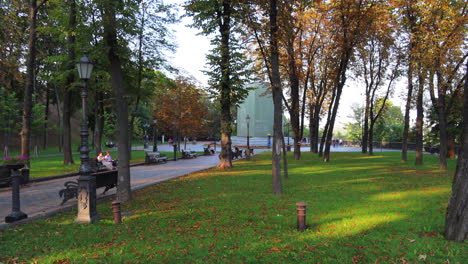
<box><xmin>75</xmin><ymin>53</ymin><xmax>98</xmax><ymax>223</ymax></box>
<box><xmin>143</xmin><ymin>123</ymin><xmax>150</xmax><ymax>149</ymax></box>
<box><xmin>246</xmin><ymin>114</ymin><xmax>251</xmax><ymax>161</ymax></box>
<box><xmin>153</xmin><ymin>119</ymin><xmax>158</xmax><ymax>152</ymax></box>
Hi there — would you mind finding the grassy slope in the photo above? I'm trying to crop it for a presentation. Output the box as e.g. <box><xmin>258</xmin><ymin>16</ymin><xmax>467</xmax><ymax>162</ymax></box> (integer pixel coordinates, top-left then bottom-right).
<box><xmin>1</xmin><ymin>152</ymin><xmax>466</xmax><ymax>263</ymax></box>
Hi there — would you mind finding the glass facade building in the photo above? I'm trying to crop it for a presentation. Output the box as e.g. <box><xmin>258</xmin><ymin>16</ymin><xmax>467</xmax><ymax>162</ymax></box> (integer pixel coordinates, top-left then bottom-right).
<box><xmin>237</xmin><ymin>83</ymin><xmax>274</xmax><ymax>137</ymax></box>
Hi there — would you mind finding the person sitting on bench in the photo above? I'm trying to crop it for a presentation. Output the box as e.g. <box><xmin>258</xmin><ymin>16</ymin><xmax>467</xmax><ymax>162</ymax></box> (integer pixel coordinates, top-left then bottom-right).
<box><xmin>103</xmin><ymin>151</ymin><xmax>116</xmax><ymax>170</ymax></box>
<box><xmin>96</xmin><ymin>152</ymin><xmax>105</xmax><ymax>168</ymax></box>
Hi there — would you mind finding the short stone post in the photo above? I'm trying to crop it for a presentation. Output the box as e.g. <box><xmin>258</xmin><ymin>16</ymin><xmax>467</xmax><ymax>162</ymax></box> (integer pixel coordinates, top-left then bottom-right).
<box><xmin>112</xmin><ymin>200</ymin><xmax>122</xmax><ymax>224</ymax></box>
<box><xmin>296</xmin><ymin>201</ymin><xmax>307</xmax><ymax>232</ymax></box>
<box><xmin>5</xmin><ymin>166</ymin><xmax>28</xmax><ymax>223</ymax></box>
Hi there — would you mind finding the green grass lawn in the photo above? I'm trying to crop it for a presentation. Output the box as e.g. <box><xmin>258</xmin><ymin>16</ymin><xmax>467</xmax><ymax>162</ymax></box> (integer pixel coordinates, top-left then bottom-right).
<box><xmin>27</xmin><ymin>149</ymin><xmax>199</xmax><ymax>179</ymax></box>
<box><xmin>1</xmin><ymin>152</ymin><xmax>466</xmax><ymax>263</ymax></box>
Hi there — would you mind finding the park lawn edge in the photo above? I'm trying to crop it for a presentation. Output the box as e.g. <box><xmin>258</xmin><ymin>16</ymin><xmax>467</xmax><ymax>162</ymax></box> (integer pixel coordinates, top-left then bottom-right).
<box><xmin>0</xmin><ymin>151</ymin><xmax>465</xmax><ymax>263</ymax></box>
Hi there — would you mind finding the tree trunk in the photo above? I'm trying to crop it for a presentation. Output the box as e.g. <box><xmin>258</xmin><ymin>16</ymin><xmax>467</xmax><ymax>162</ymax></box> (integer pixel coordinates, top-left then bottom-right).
<box><xmin>103</xmin><ymin>0</ymin><xmax>131</xmax><ymax>202</ymax></box>
<box><xmin>94</xmin><ymin>91</ymin><xmax>104</xmax><ymax>155</ymax></box>
<box><xmin>324</xmin><ymin>52</ymin><xmax>349</xmax><ymax>162</ymax></box>
<box><xmin>362</xmin><ymin>93</ymin><xmax>370</xmax><ymax>153</ymax></box>
<box><xmin>368</xmin><ymin>118</ymin><xmax>374</xmax><ymax>155</ymax></box>
<box><xmin>309</xmin><ymin>102</ymin><xmax>315</xmax><ymax>152</ymax></box>
<box><xmin>269</xmin><ymin>0</ymin><xmax>282</xmax><ymax>195</ymax></box>
<box><xmin>62</xmin><ymin>0</ymin><xmax>76</xmax><ymax>165</ymax></box>
<box><xmin>444</xmin><ymin>61</ymin><xmax>468</xmax><ymax>242</ymax></box>
<box><xmin>415</xmin><ymin>72</ymin><xmax>424</xmax><ymax>165</ymax></box>
<box><xmin>436</xmin><ymin>71</ymin><xmax>448</xmax><ymax>169</ymax></box>
<box><xmin>447</xmin><ymin>134</ymin><xmax>456</xmax><ymax>159</ymax></box>
<box><xmin>402</xmin><ymin>61</ymin><xmax>414</xmax><ymax>162</ymax></box>
<box><xmin>53</xmin><ymin>82</ymin><xmax>63</xmax><ymax>153</ymax></box>
<box><xmin>21</xmin><ymin>0</ymin><xmax>40</xmax><ymax>166</ymax></box>
<box><xmin>323</xmin><ymin>85</ymin><xmax>343</xmax><ymax>162</ymax></box>
<box><xmin>319</xmin><ymin>115</ymin><xmax>329</xmax><ymax>157</ymax></box>
<box><xmin>217</xmin><ymin>0</ymin><xmax>233</xmax><ymax>169</ymax></box>
<box><xmin>43</xmin><ymin>86</ymin><xmax>49</xmax><ymax>150</ymax></box>
<box><xmin>281</xmin><ymin>135</ymin><xmax>288</xmax><ymax>178</ymax></box>
<box><xmin>286</xmin><ymin>38</ymin><xmax>301</xmax><ymax>161</ymax></box>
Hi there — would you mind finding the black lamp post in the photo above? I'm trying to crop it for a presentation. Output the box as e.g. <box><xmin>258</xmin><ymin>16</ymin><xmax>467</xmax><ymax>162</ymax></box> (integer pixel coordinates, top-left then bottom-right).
<box><xmin>75</xmin><ymin>53</ymin><xmax>98</xmax><ymax>223</ymax></box>
<box><xmin>246</xmin><ymin>114</ymin><xmax>251</xmax><ymax>161</ymax></box>
<box><xmin>143</xmin><ymin>123</ymin><xmax>149</xmax><ymax>149</ymax></box>
<box><xmin>153</xmin><ymin>118</ymin><xmax>158</xmax><ymax>152</ymax></box>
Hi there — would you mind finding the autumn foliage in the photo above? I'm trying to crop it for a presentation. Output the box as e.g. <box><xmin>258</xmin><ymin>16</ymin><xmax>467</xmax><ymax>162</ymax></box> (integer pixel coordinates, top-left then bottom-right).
<box><xmin>155</xmin><ymin>78</ymin><xmax>208</xmax><ymax>141</ymax></box>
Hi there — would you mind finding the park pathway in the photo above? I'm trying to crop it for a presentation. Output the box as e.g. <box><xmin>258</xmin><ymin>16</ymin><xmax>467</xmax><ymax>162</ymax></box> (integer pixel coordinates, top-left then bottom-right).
<box><xmin>0</xmin><ymin>153</ymin><xmax>226</xmax><ymax>228</ymax></box>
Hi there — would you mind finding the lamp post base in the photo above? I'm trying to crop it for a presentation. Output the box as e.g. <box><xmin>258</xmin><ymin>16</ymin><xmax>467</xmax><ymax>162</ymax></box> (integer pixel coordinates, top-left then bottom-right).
<box><xmin>5</xmin><ymin>211</ymin><xmax>28</xmax><ymax>223</ymax></box>
<box><xmin>75</xmin><ymin>175</ymin><xmax>99</xmax><ymax>223</ymax></box>
<box><xmin>5</xmin><ymin>167</ymin><xmax>28</xmax><ymax>223</ymax></box>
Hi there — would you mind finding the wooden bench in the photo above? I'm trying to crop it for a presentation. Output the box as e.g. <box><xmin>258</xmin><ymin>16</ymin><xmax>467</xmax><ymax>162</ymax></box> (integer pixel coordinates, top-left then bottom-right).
<box><xmin>145</xmin><ymin>152</ymin><xmax>168</xmax><ymax>164</ymax></box>
<box><xmin>181</xmin><ymin>150</ymin><xmax>197</xmax><ymax>159</ymax></box>
<box><xmin>59</xmin><ymin>170</ymin><xmax>118</xmax><ymax>205</ymax></box>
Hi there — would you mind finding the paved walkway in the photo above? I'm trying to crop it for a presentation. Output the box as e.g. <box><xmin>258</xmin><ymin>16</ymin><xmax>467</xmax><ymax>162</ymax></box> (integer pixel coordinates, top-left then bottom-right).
<box><xmin>0</xmin><ymin>153</ymin><xmax>224</xmax><ymax>228</ymax></box>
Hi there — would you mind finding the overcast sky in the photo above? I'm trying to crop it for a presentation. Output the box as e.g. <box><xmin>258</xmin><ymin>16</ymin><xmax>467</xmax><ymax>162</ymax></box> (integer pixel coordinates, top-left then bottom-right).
<box><xmin>165</xmin><ymin>0</ymin><xmax>409</xmax><ymax>130</ymax></box>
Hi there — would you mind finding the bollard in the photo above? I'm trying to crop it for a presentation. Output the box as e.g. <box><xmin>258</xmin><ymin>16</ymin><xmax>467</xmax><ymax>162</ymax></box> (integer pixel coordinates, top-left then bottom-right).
<box><xmin>296</xmin><ymin>201</ymin><xmax>307</xmax><ymax>232</ymax></box>
<box><xmin>112</xmin><ymin>200</ymin><xmax>122</xmax><ymax>224</ymax></box>
<box><xmin>5</xmin><ymin>166</ymin><xmax>28</xmax><ymax>223</ymax></box>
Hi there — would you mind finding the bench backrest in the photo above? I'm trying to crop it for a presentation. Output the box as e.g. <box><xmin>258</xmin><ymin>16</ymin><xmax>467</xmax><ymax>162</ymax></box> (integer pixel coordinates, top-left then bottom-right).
<box><xmin>146</xmin><ymin>152</ymin><xmax>161</xmax><ymax>157</ymax></box>
<box><xmin>92</xmin><ymin>170</ymin><xmax>118</xmax><ymax>187</ymax></box>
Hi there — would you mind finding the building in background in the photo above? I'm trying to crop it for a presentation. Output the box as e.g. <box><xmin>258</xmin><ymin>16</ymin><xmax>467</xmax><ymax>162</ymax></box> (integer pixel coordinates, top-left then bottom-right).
<box><xmin>237</xmin><ymin>83</ymin><xmax>274</xmax><ymax>137</ymax></box>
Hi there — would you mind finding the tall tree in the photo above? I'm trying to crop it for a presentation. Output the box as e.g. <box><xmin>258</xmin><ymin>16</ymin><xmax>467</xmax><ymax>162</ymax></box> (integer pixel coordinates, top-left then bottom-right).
<box><xmin>102</xmin><ymin>0</ymin><xmax>131</xmax><ymax>202</ymax></box>
<box><xmin>156</xmin><ymin>77</ymin><xmax>208</xmax><ymax>144</ymax></box>
<box><xmin>268</xmin><ymin>0</ymin><xmax>283</xmax><ymax>194</ymax></box>
<box><xmin>21</xmin><ymin>0</ymin><xmax>48</xmax><ymax>166</ymax></box>
<box><xmin>185</xmin><ymin>0</ymin><xmax>251</xmax><ymax>169</ymax></box>
<box><xmin>352</xmin><ymin>2</ymin><xmax>400</xmax><ymax>155</ymax></box>
<box><xmin>414</xmin><ymin>65</ymin><xmax>425</xmax><ymax>165</ymax></box>
<box><xmin>444</xmin><ymin>60</ymin><xmax>468</xmax><ymax>242</ymax></box>
<box><xmin>423</xmin><ymin>0</ymin><xmax>468</xmax><ymax>169</ymax></box>
<box><xmin>322</xmin><ymin>0</ymin><xmax>373</xmax><ymax>162</ymax></box>
<box><xmin>394</xmin><ymin>0</ymin><xmax>422</xmax><ymax>163</ymax></box>
<box><xmin>62</xmin><ymin>0</ymin><xmax>77</xmax><ymax>165</ymax></box>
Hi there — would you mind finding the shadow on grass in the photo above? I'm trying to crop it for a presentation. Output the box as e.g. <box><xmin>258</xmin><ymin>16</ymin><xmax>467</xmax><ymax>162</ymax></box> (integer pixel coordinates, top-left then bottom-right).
<box><xmin>0</xmin><ymin>152</ymin><xmax>464</xmax><ymax>263</ymax></box>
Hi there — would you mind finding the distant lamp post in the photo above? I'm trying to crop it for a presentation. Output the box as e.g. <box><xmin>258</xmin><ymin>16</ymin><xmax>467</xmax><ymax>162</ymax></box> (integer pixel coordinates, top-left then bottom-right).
<box><xmin>246</xmin><ymin>114</ymin><xmax>251</xmax><ymax>161</ymax></box>
<box><xmin>143</xmin><ymin>123</ymin><xmax>150</xmax><ymax>149</ymax></box>
<box><xmin>153</xmin><ymin>119</ymin><xmax>158</xmax><ymax>152</ymax></box>
<box><xmin>75</xmin><ymin>53</ymin><xmax>98</xmax><ymax>223</ymax></box>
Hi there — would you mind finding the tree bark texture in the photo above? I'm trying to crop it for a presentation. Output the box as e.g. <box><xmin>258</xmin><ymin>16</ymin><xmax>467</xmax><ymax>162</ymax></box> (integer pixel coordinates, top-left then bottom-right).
<box><xmin>286</xmin><ymin>38</ymin><xmax>301</xmax><ymax>160</ymax></box>
<box><xmin>103</xmin><ymin>0</ymin><xmax>131</xmax><ymax>202</ymax></box>
<box><xmin>436</xmin><ymin>70</ymin><xmax>448</xmax><ymax>169</ymax></box>
<box><xmin>281</xmin><ymin>135</ymin><xmax>288</xmax><ymax>178</ymax></box>
<box><xmin>63</xmin><ymin>0</ymin><xmax>76</xmax><ymax>165</ymax></box>
<box><xmin>269</xmin><ymin>0</ymin><xmax>282</xmax><ymax>195</ymax></box>
<box><xmin>21</xmin><ymin>0</ymin><xmax>39</xmax><ymax>165</ymax></box>
<box><xmin>415</xmin><ymin>71</ymin><xmax>424</xmax><ymax>165</ymax></box>
<box><xmin>43</xmin><ymin>86</ymin><xmax>49</xmax><ymax>149</ymax></box>
<box><xmin>94</xmin><ymin>91</ymin><xmax>104</xmax><ymax>155</ymax></box>
<box><xmin>362</xmin><ymin>93</ymin><xmax>370</xmax><ymax>153</ymax></box>
<box><xmin>444</xmin><ymin>61</ymin><xmax>468</xmax><ymax>242</ymax></box>
<box><xmin>217</xmin><ymin>0</ymin><xmax>233</xmax><ymax>169</ymax></box>
<box><xmin>402</xmin><ymin>61</ymin><xmax>413</xmax><ymax>162</ymax></box>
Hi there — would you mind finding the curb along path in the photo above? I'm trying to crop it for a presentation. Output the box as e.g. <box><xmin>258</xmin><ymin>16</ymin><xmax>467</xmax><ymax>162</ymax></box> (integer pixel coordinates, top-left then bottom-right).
<box><xmin>0</xmin><ymin>154</ymin><xmax>223</xmax><ymax>228</ymax></box>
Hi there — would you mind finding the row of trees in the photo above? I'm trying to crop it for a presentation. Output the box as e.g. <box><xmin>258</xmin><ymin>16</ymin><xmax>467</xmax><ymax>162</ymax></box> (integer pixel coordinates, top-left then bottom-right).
<box><xmin>0</xmin><ymin>0</ymin><xmax>219</xmax><ymax>202</ymax></box>
<box><xmin>185</xmin><ymin>0</ymin><xmax>467</xmax><ymax>241</ymax></box>
<box><xmin>2</xmin><ymin>0</ymin><xmax>467</xmax><ymax>241</ymax></box>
